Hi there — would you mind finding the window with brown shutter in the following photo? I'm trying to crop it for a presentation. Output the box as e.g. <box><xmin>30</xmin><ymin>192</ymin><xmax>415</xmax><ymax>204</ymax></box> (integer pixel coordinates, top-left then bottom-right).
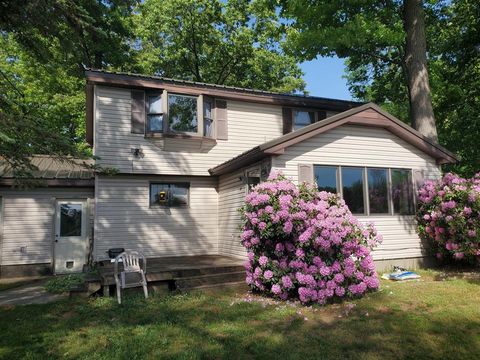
<box><xmin>298</xmin><ymin>163</ymin><xmax>314</xmax><ymax>184</ymax></box>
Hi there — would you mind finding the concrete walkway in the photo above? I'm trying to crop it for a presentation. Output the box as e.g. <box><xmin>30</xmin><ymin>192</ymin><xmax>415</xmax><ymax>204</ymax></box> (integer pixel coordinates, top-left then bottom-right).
<box><xmin>0</xmin><ymin>280</ymin><xmax>67</xmax><ymax>306</ymax></box>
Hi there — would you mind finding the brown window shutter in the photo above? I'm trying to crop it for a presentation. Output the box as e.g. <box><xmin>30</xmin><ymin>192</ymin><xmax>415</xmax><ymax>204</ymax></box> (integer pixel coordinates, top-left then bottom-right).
<box><xmin>215</xmin><ymin>99</ymin><xmax>228</xmax><ymax>140</ymax></box>
<box><xmin>131</xmin><ymin>90</ymin><xmax>145</xmax><ymax>134</ymax></box>
<box><xmin>298</xmin><ymin>163</ymin><xmax>314</xmax><ymax>184</ymax></box>
<box><xmin>317</xmin><ymin>110</ymin><xmax>327</xmax><ymax>121</ymax></box>
<box><xmin>282</xmin><ymin>107</ymin><xmax>293</xmax><ymax>134</ymax></box>
<box><xmin>85</xmin><ymin>83</ymin><xmax>94</xmax><ymax>146</ymax></box>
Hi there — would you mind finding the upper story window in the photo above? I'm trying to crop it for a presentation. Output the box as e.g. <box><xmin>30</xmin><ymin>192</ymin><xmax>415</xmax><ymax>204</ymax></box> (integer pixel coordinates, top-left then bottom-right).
<box><xmin>203</xmin><ymin>98</ymin><xmax>213</xmax><ymax>137</ymax></box>
<box><xmin>314</xmin><ymin>165</ymin><xmax>415</xmax><ymax>215</ymax></box>
<box><xmin>137</xmin><ymin>90</ymin><xmax>220</xmax><ymax>139</ymax></box>
<box><xmin>168</xmin><ymin>94</ymin><xmax>198</xmax><ymax>133</ymax></box>
<box><xmin>147</xmin><ymin>94</ymin><xmax>164</xmax><ymax>132</ymax></box>
<box><xmin>294</xmin><ymin>110</ymin><xmax>315</xmax><ymax>130</ymax></box>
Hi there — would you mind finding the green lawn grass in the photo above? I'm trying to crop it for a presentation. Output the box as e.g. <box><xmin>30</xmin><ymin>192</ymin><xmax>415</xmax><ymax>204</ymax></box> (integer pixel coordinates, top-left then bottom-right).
<box><xmin>0</xmin><ymin>270</ymin><xmax>479</xmax><ymax>359</ymax></box>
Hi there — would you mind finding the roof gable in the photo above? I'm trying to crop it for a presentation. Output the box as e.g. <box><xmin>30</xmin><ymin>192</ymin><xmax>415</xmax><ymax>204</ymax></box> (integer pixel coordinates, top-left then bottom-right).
<box><xmin>209</xmin><ymin>103</ymin><xmax>458</xmax><ymax>176</ymax></box>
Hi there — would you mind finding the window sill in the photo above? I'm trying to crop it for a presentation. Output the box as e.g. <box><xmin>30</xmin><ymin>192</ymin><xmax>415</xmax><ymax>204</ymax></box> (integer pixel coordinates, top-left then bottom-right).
<box><xmin>145</xmin><ymin>132</ymin><xmax>217</xmax><ymax>143</ymax></box>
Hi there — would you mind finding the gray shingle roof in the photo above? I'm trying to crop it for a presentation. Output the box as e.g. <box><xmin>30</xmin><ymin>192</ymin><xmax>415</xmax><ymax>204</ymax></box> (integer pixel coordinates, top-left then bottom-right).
<box><xmin>0</xmin><ymin>155</ymin><xmax>94</xmax><ymax>179</ymax></box>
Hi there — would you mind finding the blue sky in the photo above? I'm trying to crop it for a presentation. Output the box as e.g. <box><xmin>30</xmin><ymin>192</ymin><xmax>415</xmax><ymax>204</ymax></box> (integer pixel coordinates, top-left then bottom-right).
<box><xmin>299</xmin><ymin>56</ymin><xmax>353</xmax><ymax>100</ymax></box>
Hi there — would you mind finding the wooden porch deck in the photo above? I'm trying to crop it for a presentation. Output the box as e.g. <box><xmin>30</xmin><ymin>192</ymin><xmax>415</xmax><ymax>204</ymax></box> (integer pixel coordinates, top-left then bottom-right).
<box><xmin>96</xmin><ymin>255</ymin><xmax>246</xmax><ymax>288</ymax></box>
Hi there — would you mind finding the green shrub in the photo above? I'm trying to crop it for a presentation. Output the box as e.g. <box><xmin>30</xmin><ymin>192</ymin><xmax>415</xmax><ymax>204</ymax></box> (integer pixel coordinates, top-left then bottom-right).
<box><xmin>45</xmin><ymin>274</ymin><xmax>84</xmax><ymax>293</ymax></box>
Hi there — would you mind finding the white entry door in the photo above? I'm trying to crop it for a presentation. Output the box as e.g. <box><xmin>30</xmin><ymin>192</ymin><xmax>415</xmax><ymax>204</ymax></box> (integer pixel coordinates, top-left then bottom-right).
<box><xmin>54</xmin><ymin>200</ymin><xmax>88</xmax><ymax>274</ymax></box>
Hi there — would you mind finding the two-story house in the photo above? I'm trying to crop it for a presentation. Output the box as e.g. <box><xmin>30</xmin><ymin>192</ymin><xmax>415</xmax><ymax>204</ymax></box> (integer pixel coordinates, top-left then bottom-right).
<box><xmin>0</xmin><ymin>69</ymin><xmax>458</xmax><ymax>278</ymax></box>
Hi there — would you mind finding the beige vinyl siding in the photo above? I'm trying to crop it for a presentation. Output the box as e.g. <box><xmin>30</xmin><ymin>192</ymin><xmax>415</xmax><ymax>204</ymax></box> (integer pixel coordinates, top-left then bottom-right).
<box><xmin>94</xmin><ymin>175</ymin><xmax>219</xmax><ymax>260</ymax></box>
<box><xmin>0</xmin><ymin>188</ymin><xmax>94</xmax><ymax>266</ymax></box>
<box><xmin>94</xmin><ymin>86</ymin><xmax>283</xmax><ymax>176</ymax></box>
<box><xmin>271</xmin><ymin>124</ymin><xmax>442</xmax><ymax>261</ymax></box>
<box><xmin>218</xmin><ymin>170</ymin><xmax>248</xmax><ymax>259</ymax></box>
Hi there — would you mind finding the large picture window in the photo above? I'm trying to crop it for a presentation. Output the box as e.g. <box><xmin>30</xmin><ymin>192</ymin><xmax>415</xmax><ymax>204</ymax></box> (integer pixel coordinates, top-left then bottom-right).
<box><xmin>313</xmin><ymin>165</ymin><xmax>414</xmax><ymax>216</ymax></box>
<box><xmin>150</xmin><ymin>183</ymin><xmax>189</xmax><ymax>207</ymax></box>
<box><xmin>392</xmin><ymin>169</ymin><xmax>414</xmax><ymax>214</ymax></box>
<box><xmin>367</xmin><ymin>168</ymin><xmax>389</xmax><ymax>214</ymax></box>
<box><xmin>168</xmin><ymin>94</ymin><xmax>198</xmax><ymax>133</ymax></box>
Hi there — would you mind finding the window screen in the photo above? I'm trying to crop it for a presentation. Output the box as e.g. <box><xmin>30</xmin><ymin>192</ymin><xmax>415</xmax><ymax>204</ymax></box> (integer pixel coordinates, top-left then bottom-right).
<box><xmin>168</xmin><ymin>94</ymin><xmax>198</xmax><ymax>133</ymax></box>
<box><xmin>150</xmin><ymin>183</ymin><xmax>190</xmax><ymax>207</ymax></box>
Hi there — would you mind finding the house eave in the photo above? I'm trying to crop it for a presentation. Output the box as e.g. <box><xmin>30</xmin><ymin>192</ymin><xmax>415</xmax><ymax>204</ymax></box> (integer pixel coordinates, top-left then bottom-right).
<box><xmin>208</xmin><ymin>103</ymin><xmax>459</xmax><ymax>176</ymax></box>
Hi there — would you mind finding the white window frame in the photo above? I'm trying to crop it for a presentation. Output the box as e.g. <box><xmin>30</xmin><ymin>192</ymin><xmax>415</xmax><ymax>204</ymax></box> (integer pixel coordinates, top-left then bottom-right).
<box><xmin>313</xmin><ymin>165</ymin><xmax>415</xmax><ymax>216</ymax></box>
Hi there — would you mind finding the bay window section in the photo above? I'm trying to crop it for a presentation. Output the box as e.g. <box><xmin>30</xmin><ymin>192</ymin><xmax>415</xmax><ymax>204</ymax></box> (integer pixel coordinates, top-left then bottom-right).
<box><xmin>150</xmin><ymin>183</ymin><xmax>189</xmax><ymax>207</ymax></box>
<box><xmin>392</xmin><ymin>169</ymin><xmax>414</xmax><ymax>214</ymax></box>
<box><xmin>147</xmin><ymin>94</ymin><xmax>164</xmax><ymax>132</ymax></box>
<box><xmin>314</xmin><ymin>166</ymin><xmax>338</xmax><ymax>193</ymax></box>
<box><xmin>168</xmin><ymin>94</ymin><xmax>198</xmax><ymax>133</ymax></box>
<box><xmin>342</xmin><ymin>167</ymin><xmax>365</xmax><ymax>214</ymax></box>
<box><xmin>367</xmin><ymin>168</ymin><xmax>389</xmax><ymax>214</ymax></box>
<box><xmin>294</xmin><ymin>110</ymin><xmax>315</xmax><ymax>130</ymax></box>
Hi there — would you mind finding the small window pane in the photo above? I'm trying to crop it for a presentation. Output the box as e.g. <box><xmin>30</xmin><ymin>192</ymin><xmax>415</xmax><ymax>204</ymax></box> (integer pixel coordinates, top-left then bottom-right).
<box><xmin>170</xmin><ymin>184</ymin><xmax>189</xmax><ymax>206</ymax></box>
<box><xmin>148</xmin><ymin>95</ymin><xmax>162</xmax><ymax>114</ymax></box>
<box><xmin>314</xmin><ymin>166</ymin><xmax>337</xmax><ymax>193</ymax></box>
<box><xmin>342</xmin><ymin>167</ymin><xmax>365</xmax><ymax>214</ymax></box>
<box><xmin>368</xmin><ymin>168</ymin><xmax>389</xmax><ymax>214</ymax></box>
<box><xmin>246</xmin><ymin>168</ymin><xmax>261</xmax><ymax>190</ymax></box>
<box><xmin>203</xmin><ymin>101</ymin><xmax>212</xmax><ymax>119</ymax></box>
<box><xmin>392</xmin><ymin>169</ymin><xmax>414</xmax><ymax>214</ymax></box>
<box><xmin>150</xmin><ymin>183</ymin><xmax>189</xmax><ymax>207</ymax></box>
<box><xmin>148</xmin><ymin>114</ymin><xmax>163</xmax><ymax>132</ymax></box>
<box><xmin>294</xmin><ymin>110</ymin><xmax>315</xmax><ymax>130</ymax></box>
<box><xmin>204</xmin><ymin>119</ymin><xmax>213</xmax><ymax>137</ymax></box>
<box><xmin>60</xmin><ymin>204</ymin><xmax>82</xmax><ymax>237</ymax></box>
<box><xmin>169</xmin><ymin>94</ymin><xmax>198</xmax><ymax>133</ymax></box>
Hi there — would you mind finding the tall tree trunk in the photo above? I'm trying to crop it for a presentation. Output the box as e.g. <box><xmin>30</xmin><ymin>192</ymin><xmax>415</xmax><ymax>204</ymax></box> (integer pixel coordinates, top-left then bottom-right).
<box><xmin>403</xmin><ymin>0</ymin><xmax>438</xmax><ymax>142</ymax></box>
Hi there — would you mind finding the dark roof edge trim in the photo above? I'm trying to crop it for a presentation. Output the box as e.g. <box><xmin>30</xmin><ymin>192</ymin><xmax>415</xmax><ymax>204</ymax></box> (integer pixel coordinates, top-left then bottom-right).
<box><xmin>209</xmin><ymin>103</ymin><xmax>459</xmax><ymax>176</ymax></box>
<box><xmin>85</xmin><ymin>69</ymin><xmax>362</xmax><ymax>111</ymax></box>
<box><xmin>0</xmin><ymin>179</ymin><xmax>95</xmax><ymax>187</ymax></box>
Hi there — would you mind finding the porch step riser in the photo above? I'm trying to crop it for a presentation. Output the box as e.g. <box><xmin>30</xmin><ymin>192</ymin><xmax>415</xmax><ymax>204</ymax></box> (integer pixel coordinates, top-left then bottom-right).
<box><xmin>175</xmin><ymin>271</ymin><xmax>246</xmax><ymax>290</ymax></box>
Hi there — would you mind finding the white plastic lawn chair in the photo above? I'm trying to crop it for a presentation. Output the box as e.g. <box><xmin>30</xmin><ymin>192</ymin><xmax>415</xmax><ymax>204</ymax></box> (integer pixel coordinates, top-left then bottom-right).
<box><xmin>114</xmin><ymin>250</ymin><xmax>148</xmax><ymax>304</ymax></box>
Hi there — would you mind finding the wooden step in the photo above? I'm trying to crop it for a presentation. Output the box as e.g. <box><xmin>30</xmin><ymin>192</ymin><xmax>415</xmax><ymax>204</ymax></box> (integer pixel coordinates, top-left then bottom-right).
<box><xmin>186</xmin><ymin>281</ymin><xmax>248</xmax><ymax>293</ymax></box>
<box><xmin>175</xmin><ymin>271</ymin><xmax>246</xmax><ymax>291</ymax></box>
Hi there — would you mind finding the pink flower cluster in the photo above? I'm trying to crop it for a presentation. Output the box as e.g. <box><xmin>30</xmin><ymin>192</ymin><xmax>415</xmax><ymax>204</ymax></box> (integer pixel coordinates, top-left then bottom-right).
<box><xmin>417</xmin><ymin>172</ymin><xmax>480</xmax><ymax>263</ymax></box>
<box><xmin>240</xmin><ymin>173</ymin><xmax>382</xmax><ymax>305</ymax></box>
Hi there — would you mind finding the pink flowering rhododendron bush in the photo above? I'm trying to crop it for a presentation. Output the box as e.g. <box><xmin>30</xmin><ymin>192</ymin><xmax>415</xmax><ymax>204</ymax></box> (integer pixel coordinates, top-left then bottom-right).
<box><xmin>239</xmin><ymin>172</ymin><xmax>382</xmax><ymax>305</ymax></box>
<box><xmin>416</xmin><ymin>172</ymin><xmax>480</xmax><ymax>263</ymax></box>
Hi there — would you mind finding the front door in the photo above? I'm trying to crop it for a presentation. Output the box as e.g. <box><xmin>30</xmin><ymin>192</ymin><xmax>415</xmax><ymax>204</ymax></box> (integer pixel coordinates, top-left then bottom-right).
<box><xmin>54</xmin><ymin>200</ymin><xmax>88</xmax><ymax>274</ymax></box>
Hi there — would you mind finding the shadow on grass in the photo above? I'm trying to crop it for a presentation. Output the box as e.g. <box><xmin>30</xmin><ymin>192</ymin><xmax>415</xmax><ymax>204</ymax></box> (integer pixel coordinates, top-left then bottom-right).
<box><xmin>0</xmin><ymin>286</ymin><xmax>479</xmax><ymax>359</ymax></box>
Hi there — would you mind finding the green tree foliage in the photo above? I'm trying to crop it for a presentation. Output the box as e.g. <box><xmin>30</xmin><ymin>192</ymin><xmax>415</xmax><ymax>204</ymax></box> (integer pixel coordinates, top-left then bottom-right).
<box><xmin>283</xmin><ymin>0</ymin><xmax>479</xmax><ymax>176</ymax></box>
<box><xmin>0</xmin><ymin>0</ymin><xmax>305</xmax><ymax>179</ymax></box>
<box><xmin>0</xmin><ymin>0</ymin><xmax>135</xmax><ymax>178</ymax></box>
<box><xmin>132</xmin><ymin>0</ymin><xmax>305</xmax><ymax>93</ymax></box>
